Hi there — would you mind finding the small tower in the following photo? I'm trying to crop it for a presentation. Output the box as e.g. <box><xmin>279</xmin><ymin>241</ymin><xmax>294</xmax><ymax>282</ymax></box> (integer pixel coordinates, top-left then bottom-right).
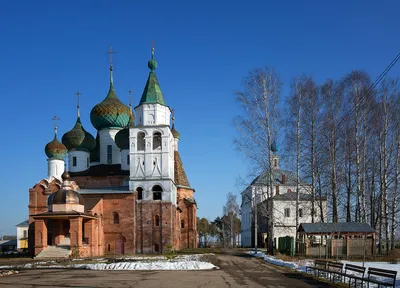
<box><xmin>115</xmin><ymin>90</ymin><xmax>135</xmax><ymax>171</ymax></box>
<box><xmin>270</xmin><ymin>141</ymin><xmax>280</xmax><ymax>169</ymax></box>
<box><xmin>62</xmin><ymin>93</ymin><xmax>96</xmax><ymax>172</ymax></box>
<box><xmin>90</xmin><ymin>47</ymin><xmax>130</xmax><ymax>165</ymax></box>
<box><xmin>45</xmin><ymin>117</ymin><xmax>67</xmax><ymax>179</ymax></box>
<box><xmin>130</xmin><ymin>45</ymin><xmax>175</xmax><ymax>202</ymax></box>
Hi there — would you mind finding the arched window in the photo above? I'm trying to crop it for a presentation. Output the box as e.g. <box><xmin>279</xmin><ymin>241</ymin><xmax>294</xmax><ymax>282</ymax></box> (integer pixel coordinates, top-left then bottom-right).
<box><xmin>153</xmin><ymin>132</ymin><xmax>161</xmax><ymax>150</ymax></box>
<box><xmin>181</xmin><ymin>220</ymin><xmax>185</xmax><ymax>229</ymax></box>
<box><xmin>152</xmin><ymin>185</ymin><xmax>162</xmax><ymax>200</ymax></box>
<box><xmin>113</xmin><ymin>212</ymin><xmax>119</xmax><ymax>224</ymax></box>
<box><xmin>155</xmin><ymin>215</ymin><xmax>160</xmax><ymax>226</ymax></box>
<box><xmin>137</xmin><ymin>132</ymin><xmax>145</xmax><ymax>151</ymax></box>
<box><xmin>137</xmin><ymin>187</ymin><xmax>143</xmax><ymax>200</ymax></box>
<box><xmin>274</xmin><ymin>159</ymin><xmax>277</xmax><ymax>167</ymax></box>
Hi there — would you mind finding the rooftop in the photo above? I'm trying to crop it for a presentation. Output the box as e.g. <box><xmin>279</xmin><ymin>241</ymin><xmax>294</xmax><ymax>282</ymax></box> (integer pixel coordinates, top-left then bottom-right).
<box><xmin>298</xmin><ymin>222</ymin><xmax>375</xmax><ymax>234</ymax></box>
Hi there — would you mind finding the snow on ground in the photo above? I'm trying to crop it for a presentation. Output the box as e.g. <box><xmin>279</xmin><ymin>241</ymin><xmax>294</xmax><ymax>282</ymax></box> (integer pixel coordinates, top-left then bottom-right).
<box><xmin>248</xmin><ymin>250</ymin><xmax>400</xmax><ymax>287</ymax></box>
<box><xmin>0</xmin><ymin>254</ymin><xmax>218</xmax><ymax>271</ymax></box>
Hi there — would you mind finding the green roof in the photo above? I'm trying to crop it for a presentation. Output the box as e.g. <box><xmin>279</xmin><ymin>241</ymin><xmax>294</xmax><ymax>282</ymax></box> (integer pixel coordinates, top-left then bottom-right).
<box><xmin>90</xmin><ymin>69</ymin><xmax>131</xmax><ymax>130</ymax></box>
<box><xmin>139</xmin><ymin>54</ymin><xmax>166</xmax><ymax>106</ymax></box>
<box><xmin>62</xmin><ymin>117</ymin><xmax>96</xmax><ymax>152</ymax></box>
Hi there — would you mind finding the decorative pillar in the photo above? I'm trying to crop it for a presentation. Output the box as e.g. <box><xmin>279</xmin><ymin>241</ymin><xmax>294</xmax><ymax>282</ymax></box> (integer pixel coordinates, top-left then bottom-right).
<box><xmin>53</xmin><ymin>220</ymin><xmax>64</xmax><ymax>245</ymax></box>
<box><xmin>85</xmin><ymin>220</ymin><xmax>95</xmax><ymax>256</ymax></box>
<box><xmin>69</xmin><ymin>217</ymin><xmax>83</xmax><ymax>248</ymax></box>
<box><xmin>34</xmin><ymin>220</ymin><xmax>48</xmax><ymax>255</ymax></box>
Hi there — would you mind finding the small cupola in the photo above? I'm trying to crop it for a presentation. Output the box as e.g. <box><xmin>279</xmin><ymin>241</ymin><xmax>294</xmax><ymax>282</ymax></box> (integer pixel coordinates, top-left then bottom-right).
<box><xmin>45</xmin><ymin>119</ymin><xmax>67</xmax><ymax>179</ymax></box>
<box><xmin>45</xmin><ymin>133</ymin><xmax>67</xmax><ymax>161</ymax></box>
<box><xmin>62</xmin><ymin>94</ymin><xmax>95</xmax><ymax>172</ymax></box>
<box><xmin>48</xmin><ymin>169</ymin><xmax>84</xmax><ymax>213</ymax></box>
<box><xmin>270</xmin><ymin>141</ymin><xmax>280</xmax><ymax>170</ymax></box>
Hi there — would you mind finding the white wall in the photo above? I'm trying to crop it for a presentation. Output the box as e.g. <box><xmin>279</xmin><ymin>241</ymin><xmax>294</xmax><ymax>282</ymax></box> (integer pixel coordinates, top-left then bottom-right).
<box><xmin>99</xmin><ymin>129</ymin><xmax>121</xmax><ymax>165</ymax></box>
<box><xmin>271</xmin><ymin>198</ymin><xmax>328</xmax><ymax>247</ymax></box>
<box><xmin>47</xmin><ymin>159</ymin><xmax>64</xmax><ymax>179</ymax></box>
<box><xmin>121</xmin><ymin>149</ymin><xmax>129</xmax><ymax>171</ymax></box>
<box><xmin>68</xmin><ymin>150</ymin><xmax>90</xmax><ymax>172</ymax></box>
<box><xmin>134</xmin><ymin>103</ymin><xmax>171</xmax><ymax>126</ymax></box>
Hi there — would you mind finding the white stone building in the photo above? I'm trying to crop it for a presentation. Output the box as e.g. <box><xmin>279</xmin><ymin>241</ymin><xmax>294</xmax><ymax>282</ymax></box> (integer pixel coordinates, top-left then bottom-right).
<box><xmin>240</xmin><ymin>152</ymin><xmax>327</xmax><ymax>248</ymax></box>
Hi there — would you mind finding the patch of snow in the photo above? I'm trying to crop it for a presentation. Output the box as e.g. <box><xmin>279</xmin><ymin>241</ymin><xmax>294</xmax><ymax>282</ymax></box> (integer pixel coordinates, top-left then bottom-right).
<box><xmin>247</xmin><ymin>251</ymin><xmax>298</xmax><ymax>269</ymax></box>
<box><xmin>79</xmin><ymin>260</ymin><xmax>216</xmax><ymax>270</ymax></box>
<box><xmin>0</xmin><ymin>254</ymin><xmax>217</xmax><ymax>271</ymax></box>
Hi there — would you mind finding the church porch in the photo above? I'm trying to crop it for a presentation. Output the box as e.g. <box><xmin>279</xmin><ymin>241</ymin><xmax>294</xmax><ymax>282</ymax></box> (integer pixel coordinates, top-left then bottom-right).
<box><xmin>31</xmin><ymin>212</ymin><xmax>98</xmax><ymax>257</ymax></box>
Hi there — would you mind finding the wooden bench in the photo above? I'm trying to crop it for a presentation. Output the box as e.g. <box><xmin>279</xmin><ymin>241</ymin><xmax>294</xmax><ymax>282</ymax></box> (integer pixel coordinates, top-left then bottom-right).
<box><xmin>327</xmin><ymin>261</ymin><xmax>344</xmax><ymax>283</ymax></box>
<box><xmin>344</xmin><ymin>264</ymin><xmax>366</xmax><ymax>287</ymax></box>
<box><xmin>306</xmin><ymin>259</ymin><xmax>329</xmax><ymax>278</ymax></box>
<box><xmin>367</xmin><ymin>267</ymin><xmax>397</xmax><ymax>288</ymax></box>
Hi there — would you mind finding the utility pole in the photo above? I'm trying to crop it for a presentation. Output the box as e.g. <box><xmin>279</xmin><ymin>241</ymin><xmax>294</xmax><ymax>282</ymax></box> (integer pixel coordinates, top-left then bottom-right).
<box><xmin>254</xmin><ymin>196</ymin><xmax>258</xmax><ymax>254</ymax></box>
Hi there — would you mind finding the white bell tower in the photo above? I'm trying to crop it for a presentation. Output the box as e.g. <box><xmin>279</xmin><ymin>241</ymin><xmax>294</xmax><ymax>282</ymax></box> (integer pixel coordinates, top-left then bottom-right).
<box><xmin>129</xmin><ymin>46</ymin><xmax>176</xmax><ymax>204</ymax></box>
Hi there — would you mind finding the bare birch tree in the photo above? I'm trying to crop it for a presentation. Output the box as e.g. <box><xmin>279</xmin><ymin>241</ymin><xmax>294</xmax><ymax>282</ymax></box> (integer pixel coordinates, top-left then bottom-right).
<box><xmin>233</xmin><ymin>67</ymin><xmax>281</xmax><ymax>254</ymax></box>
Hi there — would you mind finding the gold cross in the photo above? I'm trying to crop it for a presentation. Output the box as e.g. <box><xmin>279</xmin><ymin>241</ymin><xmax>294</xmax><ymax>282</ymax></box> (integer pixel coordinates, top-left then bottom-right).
<box><xmin>128</xmin><ymin>89</ymin><xmax>133</xmax><ymax>108</ymax></box>
<box><xmin>74</xmin><ymin>92</ymin><xmax>81</xmax><ymax>117</ymax></box>
<box><xmin>106</xmin><ymin>46</ymin><xmax>117</xmax><ymax>68</ymax></box>
<box><xmin>52</xmin><ymin>116</ymin><xmax>60</xmax><ymax>135</ymax></box>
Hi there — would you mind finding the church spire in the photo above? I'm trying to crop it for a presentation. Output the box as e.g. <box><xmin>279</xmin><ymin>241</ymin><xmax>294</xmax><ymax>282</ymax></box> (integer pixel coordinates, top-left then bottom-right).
<box><xmin>75</xmin><ymin>92</ymin><xmax>81</xmax><ymax>118</ymax></box>
<box><xmin>106</xmin><ymin>46</ymin><xmax>116</xmax><ymax>88</ymax></box>
<box><xmin>52</xmin><ymin>116</ymin><xmax>60</xmax><ymax>138</ymax></box>
<box><xmin>139</xmin><ymin>42</ymin><xmax>166</xmax><ymax>106</ymax></box>
<box><xmin>128</xmin><ymin>89</ymin><xmax>134</xmax><ymax>127</ymax></box>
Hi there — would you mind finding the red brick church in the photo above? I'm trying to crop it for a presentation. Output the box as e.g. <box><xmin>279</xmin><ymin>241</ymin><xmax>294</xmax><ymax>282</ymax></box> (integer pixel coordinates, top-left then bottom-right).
<box><xmin>28</xmin><ymin>47</ymin><xmax>197</xmax><ymax>257</ymax></box>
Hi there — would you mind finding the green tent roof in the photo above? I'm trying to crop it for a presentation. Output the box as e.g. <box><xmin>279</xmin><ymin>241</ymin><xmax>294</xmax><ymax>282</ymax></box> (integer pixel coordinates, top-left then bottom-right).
<box><xmin>139</xmin><ymin>51</ymin><xmax>166</xmax><ymax>106</ymax></box>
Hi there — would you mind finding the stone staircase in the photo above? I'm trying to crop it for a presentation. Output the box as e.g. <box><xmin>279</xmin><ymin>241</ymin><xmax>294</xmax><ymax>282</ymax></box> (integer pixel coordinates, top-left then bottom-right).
<box><xmin>35</xmin><ymin>237</ymin><xmax>71</xmax><ymax>259</ymax></box>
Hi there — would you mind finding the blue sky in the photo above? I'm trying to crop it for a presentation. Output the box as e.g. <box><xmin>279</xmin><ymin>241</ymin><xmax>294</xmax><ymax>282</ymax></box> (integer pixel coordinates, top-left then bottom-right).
<box><xmin>1</xmin><ymin>1</ymin><xmax>400</xmax><ymax>235</ymax></box>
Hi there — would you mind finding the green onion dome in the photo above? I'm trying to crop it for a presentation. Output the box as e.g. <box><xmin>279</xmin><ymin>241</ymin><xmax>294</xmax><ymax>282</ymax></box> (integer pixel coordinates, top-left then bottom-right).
<box><xmin>171</xmin><ymin>124</ymin><xmax>180</xmax><ymax>140</ymax></box>
<box><xmin>62</xmin><ymin>117</ymin><xmax>96</xmax><ymax>151</ymax></box>
<box><xmin>45</xmin><ymin>134</ymin><xmax>67</xmax><ymax>160</ymax></box>
<box><xmin>90</xmin><ymin>70</ymin><xmax>131</xmax><ymax>131</ymax></box>
<box><xmin>115</xmin><ymin>111</ymin><xmax>134</xmax><ymax>150</ymax></box>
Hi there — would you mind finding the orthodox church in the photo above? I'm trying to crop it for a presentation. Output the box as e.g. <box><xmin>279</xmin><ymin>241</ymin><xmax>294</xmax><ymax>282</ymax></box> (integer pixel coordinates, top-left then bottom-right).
<box><xmin>28</xmin><ymin>47</ymin><xmax>197</xmax><ymax>257</ymax></box>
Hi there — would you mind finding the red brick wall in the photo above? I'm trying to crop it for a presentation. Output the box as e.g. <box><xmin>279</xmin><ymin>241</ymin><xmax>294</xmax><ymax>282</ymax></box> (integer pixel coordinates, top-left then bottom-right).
<box><xmin>177</xmin><ymin>188</ymin><xmax>198</xmax><ymax>249</ymax></box>
<box><xmin>102</xmin><ymin>193</ymin><xmax>135</xmax><ymax>255</ymax></box>
<box><xmin>135</xmin><ymin>201</ymin><xmax>178</xmax><ymax>253</ymax></box>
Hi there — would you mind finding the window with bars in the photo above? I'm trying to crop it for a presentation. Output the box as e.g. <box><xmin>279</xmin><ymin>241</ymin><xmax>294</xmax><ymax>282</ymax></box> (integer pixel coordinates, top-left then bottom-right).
<box><xmin>284</xmin><ymin>208</ymin><xmax>290</xmax><ymax>217</ymax></box>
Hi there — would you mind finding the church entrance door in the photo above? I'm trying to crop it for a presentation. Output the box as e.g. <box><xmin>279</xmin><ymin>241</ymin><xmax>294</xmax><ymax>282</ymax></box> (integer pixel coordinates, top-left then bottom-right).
<box><xmin>116</xmin><ymin>238</ymin><xmax>124</xmax><ymax>254</ymax></box>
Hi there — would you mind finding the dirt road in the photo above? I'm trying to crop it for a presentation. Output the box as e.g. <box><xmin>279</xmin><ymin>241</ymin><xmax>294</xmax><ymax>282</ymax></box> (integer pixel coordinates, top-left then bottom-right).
<box><xmin>0</xmin><ymin>252</ymin><xmax>334</xmax><ymax>287</ymax></box>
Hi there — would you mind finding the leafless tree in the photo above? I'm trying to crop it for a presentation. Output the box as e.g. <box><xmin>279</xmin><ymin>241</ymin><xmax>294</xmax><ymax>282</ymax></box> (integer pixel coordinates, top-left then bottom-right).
<box><xmin>233</xmin><ymin>67</ymin><xmax>281</xmax><ymax>253</ymax></box>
